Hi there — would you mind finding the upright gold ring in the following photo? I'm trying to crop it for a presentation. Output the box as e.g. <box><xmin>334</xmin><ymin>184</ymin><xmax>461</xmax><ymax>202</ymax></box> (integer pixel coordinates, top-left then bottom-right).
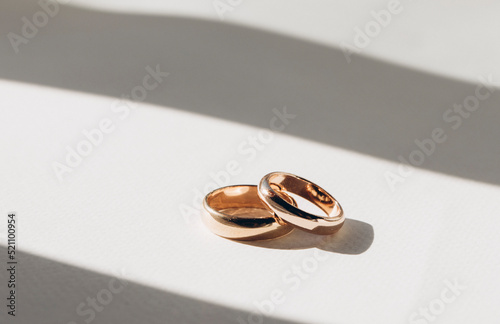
<box><xmin>258</xmin><ymin>172</ymin><xmax>344</xmax><ymax>235</ymax></box>
<box><xmin>202</xmin><ymin>185</ymin><xmax>293</xmax><ymax>241</ymax></box>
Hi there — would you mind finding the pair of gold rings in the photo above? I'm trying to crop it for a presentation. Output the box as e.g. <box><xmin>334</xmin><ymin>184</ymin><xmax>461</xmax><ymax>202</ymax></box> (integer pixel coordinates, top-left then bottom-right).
<box><xmin>202</xmin><ymin>172</ymin><xmax>344</xmax><ymax>241</ymax></box>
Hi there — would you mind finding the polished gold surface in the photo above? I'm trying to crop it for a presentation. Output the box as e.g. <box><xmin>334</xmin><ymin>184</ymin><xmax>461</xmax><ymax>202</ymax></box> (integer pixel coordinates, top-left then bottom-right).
<box><xmin>202</xmin><ymin>185</ymin><xmax>293</xmax><ymax>241</ymax></box>
<box><xmin>258</xmin><ymin>172</ymin><xmax>345</xmax><ymax>235</ymax></box>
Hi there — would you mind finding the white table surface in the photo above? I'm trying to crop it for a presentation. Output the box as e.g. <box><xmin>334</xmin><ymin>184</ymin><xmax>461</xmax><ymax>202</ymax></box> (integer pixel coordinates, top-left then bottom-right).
<box><xmin>1</xmin><ymin>1</ymin><xmax>500</xmax><ymax>323</ymax></box>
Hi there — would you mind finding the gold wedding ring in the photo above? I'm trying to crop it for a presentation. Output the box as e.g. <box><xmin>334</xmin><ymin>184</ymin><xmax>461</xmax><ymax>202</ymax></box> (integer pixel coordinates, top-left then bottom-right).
<box><xmin>202</xmin><ymin>185</ymin><xmax>293</xmax><ymax>241</ymax></box>
<box><xmin>258</xmin><ymin>172</ymin><xmax>344</xmax><ymax>235</ymax></box>
<box><xmin>201</xmin><ymin>172</ymin><xmax>345</xmax><ymax>240</ymax></box>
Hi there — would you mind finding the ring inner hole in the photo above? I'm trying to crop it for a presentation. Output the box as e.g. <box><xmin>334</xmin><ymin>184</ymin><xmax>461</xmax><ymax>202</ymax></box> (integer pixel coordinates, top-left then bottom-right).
<box><xmin>270</xmin><ymin>174</ymin><xmax>340</xmax><ymax>217</ymax></box>
<box><xmin>209</xmin><ymin>186</ymin><xmax>273</xmax><ymax>219</ymax></box>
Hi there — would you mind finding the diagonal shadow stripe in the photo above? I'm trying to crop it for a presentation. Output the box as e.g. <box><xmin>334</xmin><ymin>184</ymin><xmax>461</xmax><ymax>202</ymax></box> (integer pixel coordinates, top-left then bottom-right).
<box><xmin>0</xmin><ymin>246</ymin><xmax>303</xmax><ymax>324</ymax></box>
<box><xmin>1</xmin><ymin>1</ymin><xmax>499</xmax><ymax>187</ymax></box>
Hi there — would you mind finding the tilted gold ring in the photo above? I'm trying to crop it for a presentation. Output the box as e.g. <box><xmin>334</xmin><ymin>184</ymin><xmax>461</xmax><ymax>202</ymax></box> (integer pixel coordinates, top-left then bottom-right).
<box><xmin>258</xmin><ymin>172</ymin><xmax>344</xmax><ymax>235</ymax></box>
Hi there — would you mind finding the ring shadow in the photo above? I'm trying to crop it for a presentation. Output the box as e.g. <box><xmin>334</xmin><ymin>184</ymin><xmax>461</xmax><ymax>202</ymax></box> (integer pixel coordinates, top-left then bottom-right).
<box><xmin>241</xmin><ymin>219</ymin><xmax>374</xmax><ymax>255</ymax></box>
